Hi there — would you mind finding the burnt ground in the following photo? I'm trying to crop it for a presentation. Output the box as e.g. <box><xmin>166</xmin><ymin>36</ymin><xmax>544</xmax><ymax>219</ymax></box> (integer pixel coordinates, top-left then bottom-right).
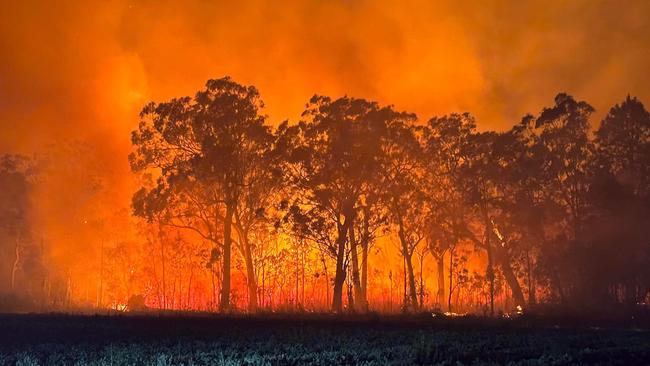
<box><xmin>0</xmin><ymin>312</ymin><xmax>649</xmax><ymax>365</ymax></box>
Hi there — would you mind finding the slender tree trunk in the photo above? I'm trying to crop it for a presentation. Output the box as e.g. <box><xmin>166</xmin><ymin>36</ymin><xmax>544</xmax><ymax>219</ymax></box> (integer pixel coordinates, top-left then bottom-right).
<box><xmin>467</xmin><ymin>220</ymin><xmax>526</xmax><ymax>310</ymax></box>
<box><xmin>220</xmin><ymin>205</ymin><xmax>234</xmax><ymax>312</ymax></box>
<box><xmin>11</xmin><ymin>233</ymin><xmax>20</xmax><ymax>292</ymax></box>
<box><xmin>397</xmin><ymin>224</ymin><xmax>418</xmax><ymax>310</ymax></box>
<box><xmin>301</xmin><ymin>246</ymin><xmax>306</xmax><ymax>306</ymax></box>
<box><xmin>158</xmin><ymin>226</ymin><xmax>167</xmax><ymax>310</ymax></box>
<box><xmin>360</xmin><ymin>206</ymin><xmax>371</xmax><ymax>304</ymax></box>
<box><xmin>448</xmin><ymin>247</ymin><xmax>455</xmax><ymax>312</ymax></box>
<box><xmin>349</xmin><ymin>223</ymin><xmax>367</xmax><ymax>312</ymax></box>
<box><xmin>418</xmin><ymin>251</ymin><xmax>425</xmax><ymax>308</ymax></box>
<box><xmin>295</xmin><ymin>249</ymin><xmax>300</xmax><ymax>309</ymax></box>
<box><xmin>211</xmin><ymin>268</ymin><xmax>217</xmax><ymax>311</ymax></box>
<box><xmin>404</xmin><ymin>250</ymin><xmax>417</xmax><ymax>310</ymax></box>
<box><xmin>485</xmin><ymin>232</ymin><xmax>495</xmax><ymax>317</ymax></box>
<box><xmin>389</xmin><ymin>271</ymin><xmax>393</xmax><ymax>312</ymax></box>
<box><xmin>187</xmin><ymin>267</ymin><xmax>194</xmax><ymax>310</ymax></box>
<box><xmin>482</xmin><ymin>212</ymin><xmax>496</xmax><ymax>316</ymax></box>
<box><xmin>361</xmin><ymin>240</ymin><xmax>368</xmax><ymax>306</ymax></box>
<box><xmin>172</xmin><ymin>276</ymin><xmax>177</xmax><ymax>309</ymax></box>
<box><xmin>261</xmin><ymin>262</ymin><xmax>266</xmax><ymax>309</ymax></box>
<box><xmin>436</xmin><ymin>254</ymin><xmax>445</xmax><ymax>309</ymax></box>
<box><xmin>403</xmin><ymin>255</ymin><xmax>407</xmax><ymax>308</ymax></box>
<box><xmin>321</xmin><ymin>254</ymin><xmax>330</xmax><ymax>309</ymax></box>
<box><xmin>347</xmin><ymin>276</ymin><xmax>354</xmax><ymax>312</ymax></box>
<box><xmin>239</xmin><ymin>234</ymin><xmax>258</xmax><ymax>313</ymax></box>
<box><xmin>332</xmin><ymin>218</ymin><xmax>350</xmax><ymax>313</ymax></box>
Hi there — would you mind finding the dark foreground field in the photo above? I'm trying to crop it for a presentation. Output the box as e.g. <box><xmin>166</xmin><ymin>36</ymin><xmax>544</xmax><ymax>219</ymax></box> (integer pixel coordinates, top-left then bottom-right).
<box><xmin>0</xmin><ymin>313</ymin><xmax>649</xmax><ymax>365</ymax></box>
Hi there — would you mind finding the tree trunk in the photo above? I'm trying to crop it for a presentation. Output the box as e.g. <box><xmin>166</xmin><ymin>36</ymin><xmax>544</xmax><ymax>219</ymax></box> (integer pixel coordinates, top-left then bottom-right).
<box><xmin>220</xmin><ymin>205</ymin><xmax>234</xmax><ymax>312</ymax></box>
<box><xmin>404</xmin><ymin>251</ymin><xmax>417</xmax><ymax>310</ymax></box>
<box><xmin>465</xmin><ymin>220</ymin><xmax>526</xmax><ymax>310</ymax></box>
<box><xmin>301</xmin><ymin>246</ymin><xmax>306</xmax><ymax>306</ymax></box>
<box><xmin>211</xmin><ymin>268</ymin><xmax>217</xmax><ymax>311</ymax></box>
<box><xmin>448</xmin><ymin>249</ymin><xmax>454</xmax><ymax>312</ymax></box>
<box><xmin>187</xmin><ymin>267</ymin><xmax>194</xmax><ymax>310</ymax></box>
<box><xmin>295</xmin><ymin>252</ymin><xmax>300</xmax><ymax>309</ymax></box>
<box><xmin>11</xmin><ymin>233</ymin><xmax>20</xmax><ymax>292</ymax></box>
<box><xmin>485</xmin><ymin>232</ymin><xmax>495</xmax><ymax>317</ymax></box>
<box><xmin>349</xmin><ymin>223</ymin><xmax>367</xmax><ymax>312</ymax></box>
<box><xmin>158</xmin><ymin>225</ymin><xmax>167</xmax><ymax>310</ymax></box>
<box><xmin>361</xmin><ymin>240</ymin><xmax>368</xmax><ymax>306</ymax></box>
<box><xmin>240</xmin><ymin>234</ymin><xmax>258</xmax><ymax>313</ymax></box>
<box><xmin>418</xmin><ymin>251</ymin><xmax>425</xmax><ymax>308</ymax></box>
<box><xmin>436</xmin><ymin>254</ymin><xmax>445</xmax><ymax>309</ymax></box>
<box><xmin>397</xmin><ymin>224</ymin><xmax>418</xmax><ymax>310</ymax></box>
<box><xmin>321</xmin><ymin>254</ymin><xmax>330</xmax><ymax>309</ymax></box>
<box><xmin>360</xmin><ymin>206</ymin><xmax>371</xmax><ymax>303</ymax></box>
<box><xmin>332</xmin><ymin>219</ymin><xmax>350</xmax><ymax>313</ymax></box>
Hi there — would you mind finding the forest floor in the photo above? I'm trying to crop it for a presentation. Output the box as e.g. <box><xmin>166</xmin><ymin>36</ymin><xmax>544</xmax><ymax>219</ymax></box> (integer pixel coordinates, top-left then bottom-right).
<box><xmin>0</xmin><ymin>312</ymin><xmax>649</xmax><ymax>365</ymax></box>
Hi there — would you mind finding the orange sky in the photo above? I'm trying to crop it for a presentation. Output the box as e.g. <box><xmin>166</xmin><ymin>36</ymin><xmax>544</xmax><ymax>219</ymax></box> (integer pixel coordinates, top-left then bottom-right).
<box><xmin>1</xmin><ymin>0</ymin><xmax>649</xmax><ymax>210</ymax></box>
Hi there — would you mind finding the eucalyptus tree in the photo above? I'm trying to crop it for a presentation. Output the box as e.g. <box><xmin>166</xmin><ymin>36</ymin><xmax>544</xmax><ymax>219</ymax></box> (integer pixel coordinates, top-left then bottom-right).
<box><xmin>279</xmin><ymin>96</ymin><xmax>412</xmax><ymax>312</ymax></box>
<box><xmin>130</xmin><ymin>76</ymin><xmax>273</xmax><ymax>312</ymax></box>
<box><xmin>423</xmin><ymin>113</ymin><xmax>527</xmax><ymax>311</ymax></box>
<box><xmin>534</xmin><ymin>93</ymin><xmax>594</xmax><ymax>239</ymax></box>
<box><xmin>525</xmin><ymin>93</ymin><xmax>594</xmax><ymax>303</ymax></box>
<box><xmin>471</xmin><ymin>129</ymin><xmax>532</xmax><ymax>309</ymax></box>
<box><xmin>422</xmin><ymin>113</ymin><xmax>479</xmax><ymax>310</ymax></box>
<box><xmin>488</xmin><ymin>116</ymin><xmax>548</xmax><ymax>307</ymax></box>
<box><xmin>230</xmin><ymin>142</ymin><xmax>282</xmax><ymax>312</ymax></box>
<box><xmin>377</xmin><ymin>116</ymin><xmax>423</xmax><ymax>311</ymax></box>
<box><xmin>352</xmin><ymin>188</ymin><xmax>386</xmax><ymax>311</ymax></box>
<box><xmin>588</xmin><ymin>96</ymin><xmax>650</xmax><ymax>305</ymax></box>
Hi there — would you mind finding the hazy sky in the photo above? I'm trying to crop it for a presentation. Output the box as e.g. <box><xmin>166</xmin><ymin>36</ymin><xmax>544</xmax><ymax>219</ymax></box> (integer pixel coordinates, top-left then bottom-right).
<box><xmin>1</xmin><ymin>0</ymin><xmax>649</xmax><ymax>174</ymax></box>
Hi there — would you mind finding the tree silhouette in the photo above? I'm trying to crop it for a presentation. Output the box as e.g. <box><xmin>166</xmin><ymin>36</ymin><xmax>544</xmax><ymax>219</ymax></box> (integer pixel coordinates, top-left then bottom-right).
<box><xmin>378</xmin><ymin>112</ymin><xmax>423</xmax><ymax>311</ymax></box>
<box><xmin>586</xmin><ymin>96</ymin><xmax>650</xmax><ymax>305</ymax></box>
<box><xmin>130</xmin><ymin>76</ymin><xmax>271</xmax><ymax>312</ymax></box>
<box><xmin>279</xmin><ymin>96</ymin><xmax>412</xmax><ymax>312</ymax></box>
<box><xmin>5</xmin><ymin>76</ymin><xmax>647</xmax><ymax>314</ymax></box>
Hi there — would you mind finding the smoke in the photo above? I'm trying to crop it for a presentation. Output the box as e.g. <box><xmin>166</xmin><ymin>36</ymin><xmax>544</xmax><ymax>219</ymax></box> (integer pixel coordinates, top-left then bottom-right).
<box><xmin>3</xmin><ymin>1</ymin><xmax>649</xmax><ymax>150</ymax></box>
<box><xmin>0</xmin><ymin>0</ymin><xmax>648</xmax><ymax>303</ymax></box>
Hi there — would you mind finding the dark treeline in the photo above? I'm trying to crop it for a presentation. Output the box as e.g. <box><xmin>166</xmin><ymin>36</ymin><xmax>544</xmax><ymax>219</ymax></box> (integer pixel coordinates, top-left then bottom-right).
<box><xmin>129</xmin><ymin>77</ymin><xmax>650</xmax><ymax>314</ymax></box>
<box><xmin>2</xmin><ymin>76</ymin><xmax>650</xmax><ymax>315</ymax></box>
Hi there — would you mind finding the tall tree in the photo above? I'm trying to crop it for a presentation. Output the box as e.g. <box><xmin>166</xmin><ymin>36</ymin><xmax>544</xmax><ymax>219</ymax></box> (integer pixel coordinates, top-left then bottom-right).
<box><xmin>379</xmin><ymin>118</ymin><xmax>423</xmax><ymax>311</ymax></box>
<box><xmin>588</xmin><ymin>96</ymin><xmax>650</xmax><ymax>305</ymax></box>
<box><xmin>424</xmin><ymin>113</ymin><xmax>527</xmax><ymax>310</ymax></box>
<box><xmin>130</xmin><ymin>76</ymin><xmax>271</xmax><ymax>312</ymax></box>
<box><xmin>423</xmin><ymin>113</ymin><xmax>481</xmax><ymax>310</ymax></box>
<box><xmin>535</xmin><ymin>93</ymin><xmax>594</xmax><ymax>239</ymax></box>
<box><xmin>231</xmin><ymin>133</ymin><xmax>281</xmax><ymax>312</ymax></box>
<box><xmin>529</xmin><ymin>93</ymin><xmax>594</xmax><ymax>303</ymax></box>
<box><xmin>279</xmin><ymin>96</ymin><xmax>411</xmax><ymax>312</ymax></box>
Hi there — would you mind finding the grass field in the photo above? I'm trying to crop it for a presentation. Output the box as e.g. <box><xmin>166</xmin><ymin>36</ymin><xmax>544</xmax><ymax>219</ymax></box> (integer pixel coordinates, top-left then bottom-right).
<box><xmin>0</xmin><ymin>313</ymin><xmax>649</xmax><ymax>365</ymax></box>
